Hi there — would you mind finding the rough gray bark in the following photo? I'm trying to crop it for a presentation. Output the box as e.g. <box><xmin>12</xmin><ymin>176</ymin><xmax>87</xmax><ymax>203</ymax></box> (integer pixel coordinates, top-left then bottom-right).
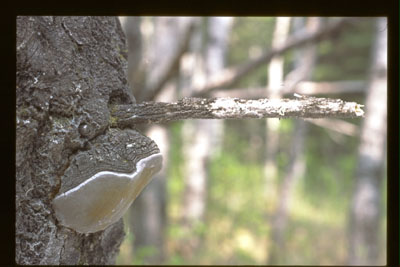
<box><xmin>348</xmin><ymin>17</ymin><xmax>387</xmax><ymax>265</ymax></box>
<box><xmin>15</xmin><ymin>16</ymin><xmax>143</xmax><ymax>264</ymax></box>
<box><xmin>110</xmin><ymin>96</ymin><xmax>364</xmax><ymax>126</ymax></box>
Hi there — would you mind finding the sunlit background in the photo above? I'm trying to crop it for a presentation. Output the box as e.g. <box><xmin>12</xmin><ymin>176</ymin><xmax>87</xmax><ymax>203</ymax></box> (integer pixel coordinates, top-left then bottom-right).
<box><xmin>116</xmin><ymin>17</ymin><xmax>387</xmax><ymax>265</ymax></box>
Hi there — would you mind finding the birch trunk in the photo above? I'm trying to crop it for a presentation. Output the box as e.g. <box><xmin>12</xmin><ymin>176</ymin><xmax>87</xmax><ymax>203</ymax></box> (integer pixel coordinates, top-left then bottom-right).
<box><xmin>264</xmin><ymin>16</ymin><xmax>291</xmax><ymax>215</ymax></box>
<box><xmin>180</xmin><ymin>20</ymin><xmax>233</xmax><ymax>249</ymax></box>
<box><xmin>267</xmin><ymin>17</ymin><xmax>320</xmax><ymax>264</ymax></box>
<box><xmin>348</xmin><ymin>17</ymin><xmax>387</xmax><ymax>265</ymax></box>
<box><xmin>180</xmin><ymin>17</ymin><xmax>207</xmax><ymax>257</ymax></box>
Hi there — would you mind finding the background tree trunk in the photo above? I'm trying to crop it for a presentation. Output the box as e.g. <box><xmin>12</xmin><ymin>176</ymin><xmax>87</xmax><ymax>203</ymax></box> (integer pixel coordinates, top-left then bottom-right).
<box><xmin>263</xmin><ymin>17</ymin><xmax>291</xmax><ymax>207</ymax></box>
<box><xmin>203</xmin><ymin>17</ymin><xmax>234</xmax><ymax>158</ymax></box>
<box><xmin>16</xmin><ymin>16</ymin><xmax>131</xmax><ymax>264</ymax></box>
<box><xmin>179</xmin><ymin>17</ymin><xmax>206</xmax><ymax>258</ymax></box>
<box><xmin>121</xmin><ymin>16</ymin><xmax>192</xmax><ymax>263</ymax></box>
<box><xmin>267</xmin><ymin>17</ymin><xmax>320</xmax><ymax>265</ymax></box>
<box><xmin>181</xmin><ymin>18</ymin><xmax>233</xmax><ymax>238</ymax></box>
<box><xmin>348</xmin><ymin>17</ymin><xmax>387</xmax><ymax>265</ymax></box>
<box><xmin>179</xmin><ymin>18</ymin><xmax>233</xmax><ymax>259</ymax></box>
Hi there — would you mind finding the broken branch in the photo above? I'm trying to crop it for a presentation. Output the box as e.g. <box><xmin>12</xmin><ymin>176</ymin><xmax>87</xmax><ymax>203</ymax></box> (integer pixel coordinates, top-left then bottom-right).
<box><xmin>110</xmin><ymin>96</ymin><xmax>364</xmax><ymax>127</ymax></box>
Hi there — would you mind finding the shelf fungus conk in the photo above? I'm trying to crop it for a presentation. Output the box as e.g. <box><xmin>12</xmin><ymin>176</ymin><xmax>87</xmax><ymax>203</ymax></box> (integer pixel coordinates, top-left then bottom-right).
<box><xmin>52</xmin><ymin>129</ymin><xmax>162</xmax><ymax>234</ymax></box>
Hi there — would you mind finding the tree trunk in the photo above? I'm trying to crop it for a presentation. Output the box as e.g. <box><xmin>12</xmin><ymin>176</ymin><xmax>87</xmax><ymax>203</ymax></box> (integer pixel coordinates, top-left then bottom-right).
<box><xmin>267</xmin><ymin>17</ymin><xmax>320</xmax><ymax>264</ymax></box>
<box><xmin>179</xmin><ymin>16</ymin><xmax>233</xmax><ymax>259</ymax></box>
<box><xmin>179</xmin><ymin>17</ymin><xmax>207</xmax><ymax>258</ymax></box>
<box><xmin>203</xmin><ymin>17</ymin><xmax>234</xmax><ymax>157</ymax></box>
<box><xmin>264</xmin><ymin>16</ymin><xmax>291</xmax><ymax>216</ymax></box>
<box><xmin>348</xmin><ymin>17</ymin><xmax>387</xmax><ymax>265</ymax></box>
<box><xmin>15</xmin><ymin>16</ymin><xmax>138</xmax><ymax>264</ymax></box>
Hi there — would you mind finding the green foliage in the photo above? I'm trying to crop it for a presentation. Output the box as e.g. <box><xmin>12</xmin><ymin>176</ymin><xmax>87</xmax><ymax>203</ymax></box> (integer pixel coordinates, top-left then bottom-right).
<box><xmin>131</xmin><ymin>246</ymin><xmax>158</xmax><ymax>265</ymax></box>
<box><xmin>313</xmin><ymin>18</ymin><xmax>375</xmax><ymax>81</ymax></box>
<box><xmin>232</xmin><ymin>248</ymin><xmax>259</xmax><ymax>264</ymax></box>
<box><xmin>165</xmin><ymin>254</ymin><xmax>185</xmax><ymax>265</ymax></box>
<box><xmin>167</xmin><ymin>122</ymin><xmax>185</xmax><ymax>202</ymax></box>
<box><xmin>223</xmin><ymin>120</ymin><xmax>266</xmax><ymax>164</ymax></box>
<box><xmin>227</xmin><ymin>17</ymin><xmax>275</xmax><ymax>88</ymax></box>
<box><xmin>205</xmin><ymin>152</ymin><xmax>269</xmax><ymax>264</ymax></box>
<box><xmin>283</xmin><ymin>218</ymin><xmax>348</xmax><ymax>264</ymax></box>
<box><xmin>301</xmin><ymin>124</ymin><xmax>358</xmax><ymax>213</ymax></box>
<box><xmin>208</xmin><ymin>152</ymin><xmax>264</xmax><ymax>215</ymax></box>
<box><xmin>228</xmin><ymin>17</ymin><xmax>275</xmax><ymax>65</ymax></box>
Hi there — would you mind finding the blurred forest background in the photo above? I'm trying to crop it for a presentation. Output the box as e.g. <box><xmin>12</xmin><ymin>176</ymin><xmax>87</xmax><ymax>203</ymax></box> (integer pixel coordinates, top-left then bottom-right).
<box><xmin>116</xmin><ymin>16</ymin><xmax>387</xmax><ymax>265</ymax></box>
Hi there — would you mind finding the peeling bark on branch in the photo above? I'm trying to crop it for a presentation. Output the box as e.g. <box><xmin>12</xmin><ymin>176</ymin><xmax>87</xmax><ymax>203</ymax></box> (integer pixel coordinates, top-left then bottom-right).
<box><xmin>110</xmin><ymin>96</ymin><xmax>364</xmax><ymax>127</ymax></box>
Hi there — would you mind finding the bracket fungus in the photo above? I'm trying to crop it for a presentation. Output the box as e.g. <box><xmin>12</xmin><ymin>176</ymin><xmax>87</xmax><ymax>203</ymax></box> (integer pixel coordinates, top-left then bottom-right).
<box><xmin>52</xmin><ymin>129</ymin><xmax>162</xmax><ymax>234</ymax></box>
